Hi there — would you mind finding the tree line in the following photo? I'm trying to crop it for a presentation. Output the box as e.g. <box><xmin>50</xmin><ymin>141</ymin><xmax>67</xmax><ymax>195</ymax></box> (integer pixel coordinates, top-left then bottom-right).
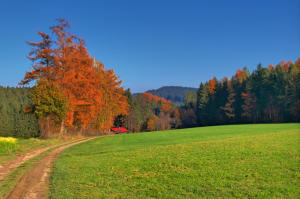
<box><xmin>179</xmin><ymin>59</ymin><xmax>300</xmax><ymax>128</ymax></box>
<box><xmin>117</xmin><ymin>59</ymin><xmax>299</xmax><ymax>132</ymax></box>
<box><xmin>1</xmin><ymin>19</ymin><xmax>299</xmax><ymax>138</ymax></box>
<box><xmin>114</xmin><ymin>91</ymin><xmax>181</xmax><ymax>132</ymax></box>
<box><xmin>2</xmin><ymin>59</ymin><xmax>299</xmax><ymax>138</ymax></box>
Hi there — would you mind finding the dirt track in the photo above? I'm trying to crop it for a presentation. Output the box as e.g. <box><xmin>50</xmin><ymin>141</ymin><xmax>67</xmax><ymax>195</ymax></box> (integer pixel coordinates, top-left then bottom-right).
<box><xmin>4</xmin><ymin>137</ymin><xmax>96</xmax><ymax>199</ymax></box>
<box><xmin>0</xmin><ymin>138</ymin><xmax>86</xmax><ymax>181</ymax></box>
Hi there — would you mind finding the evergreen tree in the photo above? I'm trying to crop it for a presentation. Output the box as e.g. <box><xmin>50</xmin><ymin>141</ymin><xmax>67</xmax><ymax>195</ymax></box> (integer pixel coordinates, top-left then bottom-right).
<box><xmin>196</xmin><ymin>83</ymin><xmax>209</xmax><ymax>125</ymax></box>
<box><xmin>220</xmin><ymin>80</ymin><xmax>235</xmax><ymax>121</ymax></box>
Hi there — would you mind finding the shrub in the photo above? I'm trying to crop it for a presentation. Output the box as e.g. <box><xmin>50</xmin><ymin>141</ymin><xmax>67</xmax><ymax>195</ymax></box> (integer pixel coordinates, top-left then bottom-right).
<box><xmin>0</xmin><ymin>137</ymin><xmax>19</xmax><ymax>154</ymax></box>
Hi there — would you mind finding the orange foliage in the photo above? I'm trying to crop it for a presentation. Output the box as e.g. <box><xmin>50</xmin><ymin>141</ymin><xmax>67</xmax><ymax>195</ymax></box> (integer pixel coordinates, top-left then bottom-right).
<box><xmin>142</xmin><ymin>92</ymin><xmax>155</xmax><ymax>103</ymax></box>
<box><xmin>268</xmin><ymin>64</ymin><xmax>274</xmax><ymax>70</ymax></box>
<box><xmin>93</xmin><ymin>60</ymin><xmax>129</xmax><ymax>130</ymax></box>
<box><xmin>160</xmin><ymin>98</ymin><xmax>172</xmax><ymax>113</ymax></box>
<box><xmin>235</xmin><ymin>69</ymin><xmax>247</xmax><ymax>82</ymax></box>
<box><xmin>20</xmin><ymin>19</ymin><xmax>128</xmax><ymax>132</ymax></box>
<box><xmin>174</xmin><ymin>109</ymin><xmax>180</xmax><ymax>119</ymax></box>
<box><xmin>280</xmin><ymin>60</ymin><xmax>291</xmax><ymax>72</ymax></box>
<box><xmin>208</xmin><ymin>78</ymin><xmax>217</xmax><ymax>94</ymax></box>
<box><xmin>142</xmin><ymin>92</ymin><xmax>172</xmax><ymax>113</ymax></box>
<box><xmin>295</xmin><ymin>58</ymin><xmax>300</xmax><ymax>69</ymax></box>
<box><xmin>147</xmin><ymin>115</ymin><xmax>158</xmax><ymax>131</ymax></box>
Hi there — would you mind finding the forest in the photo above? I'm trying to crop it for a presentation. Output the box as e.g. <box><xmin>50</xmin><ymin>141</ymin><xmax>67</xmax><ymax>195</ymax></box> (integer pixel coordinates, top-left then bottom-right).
<box><xmin>0</xmin><ymin>19</ymin><xmax>299</xmax><ymax>138</ymax></box>
<box><xmin>122</xmin><ymin>59</ymin><xmax>300</xmax><ymax>132</ymax></box>
<box><xmin>0</xmin><ymin>87</ymin><xmax>39</xmax><ymax>138</ymax></box>
<box><xmin>181</xmin><ymin>60</ymin><xmax>300</xmax><ymax>128</ymax></box>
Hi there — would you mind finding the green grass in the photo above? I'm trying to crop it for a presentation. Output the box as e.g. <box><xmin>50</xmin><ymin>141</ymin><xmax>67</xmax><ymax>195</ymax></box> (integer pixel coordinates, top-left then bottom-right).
<box><xmin>50</xmin><ymin>124</ymin><xmax>300</xmax><ymax>198</ymax></box>
<box><xmin>0</xmin><ymin>137</ymin><xmax>64</xmax><ymax>164</ymax></box>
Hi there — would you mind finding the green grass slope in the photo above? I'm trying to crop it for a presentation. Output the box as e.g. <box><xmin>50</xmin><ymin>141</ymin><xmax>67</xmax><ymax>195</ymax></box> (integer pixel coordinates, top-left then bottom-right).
<box><xmin>50</xmin><ymin>124</ymin><xmax>300</xmax><ymax>198</ymax></box>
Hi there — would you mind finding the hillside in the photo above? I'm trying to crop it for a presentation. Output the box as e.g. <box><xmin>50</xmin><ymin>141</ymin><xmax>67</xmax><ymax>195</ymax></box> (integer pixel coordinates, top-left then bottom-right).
<box><xmin>145</xmin><ymin>86</ymin><xmax>197</xmax><ymax>103</ymax></box>
<box><xmin>50</xmin><ymin>123</ymin><xmax>300</xmax><ymax>198</ymax></box>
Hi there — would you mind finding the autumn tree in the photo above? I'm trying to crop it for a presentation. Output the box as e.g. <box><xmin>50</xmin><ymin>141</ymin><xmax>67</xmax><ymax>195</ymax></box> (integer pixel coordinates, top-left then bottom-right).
<box><xmin>125</xmin><ymin>92</ymin><xmax>178</xmax><ymax>132</ymax></box>
<box><xmin>208</xmin><ymin>78</ymin><xmax>217</xmax><ymax>94</ymax></box>
<box><xmin>20</xmin><ymin>19</ymin><xmax>128</xmax><ymax>137</ymax></box>
<box><xmin>147</xmin><ymin>115</ymin><xmax>159</xmax><ymax>131</ymax></box>
<box><xmin>171</xmin><ymin>109</ymin><xmax>181</xmax><ymax>128</ymax></box>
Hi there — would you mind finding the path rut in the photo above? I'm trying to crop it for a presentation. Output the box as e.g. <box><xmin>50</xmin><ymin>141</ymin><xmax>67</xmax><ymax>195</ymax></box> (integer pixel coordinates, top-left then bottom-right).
<box><xmin>0</xmin><ymin>138</ymin><xmax>86</xmax><ymax>181</ymax></box>
<box><xmin>4</xmin><ymin>137</ymin><xmax>96</xmax><ymax>199</ymax></box>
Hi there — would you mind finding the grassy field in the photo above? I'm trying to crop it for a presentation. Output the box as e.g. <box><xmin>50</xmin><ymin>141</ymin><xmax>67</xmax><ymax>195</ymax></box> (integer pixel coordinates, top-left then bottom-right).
<box><xmin>50</xmin><ymin>124</ymin><xmax>300</xmax><ymax>198</ymax></box>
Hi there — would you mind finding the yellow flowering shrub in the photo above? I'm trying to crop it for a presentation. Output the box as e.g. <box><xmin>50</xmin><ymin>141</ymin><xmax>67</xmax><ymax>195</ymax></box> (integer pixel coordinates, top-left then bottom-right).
<box><xmin>0</xmin><ymin>137</ymin><xmax>18</xmax><ymax>154</ymax></box>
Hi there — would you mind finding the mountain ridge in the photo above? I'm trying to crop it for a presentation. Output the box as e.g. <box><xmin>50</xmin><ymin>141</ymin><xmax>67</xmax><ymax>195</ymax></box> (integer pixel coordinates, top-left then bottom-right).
<box><xmin>143</xmin><ymin>86</ymin><xmax>197</xmax><ymax>103</ymax></box>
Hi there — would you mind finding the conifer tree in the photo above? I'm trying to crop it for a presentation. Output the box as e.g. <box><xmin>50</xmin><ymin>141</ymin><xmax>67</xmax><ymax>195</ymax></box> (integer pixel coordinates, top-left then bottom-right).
<box><xmin>220</xmin><ymin>80</ymin><xmax>235</xmax><ymax>120</ymax></box>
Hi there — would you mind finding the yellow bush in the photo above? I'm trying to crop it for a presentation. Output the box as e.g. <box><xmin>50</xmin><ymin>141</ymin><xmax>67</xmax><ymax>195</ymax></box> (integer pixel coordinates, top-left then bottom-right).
<box><xmin>0</xmin><ymin>137</ymin><xmax>18</xmax><ymax>154</ymax></box>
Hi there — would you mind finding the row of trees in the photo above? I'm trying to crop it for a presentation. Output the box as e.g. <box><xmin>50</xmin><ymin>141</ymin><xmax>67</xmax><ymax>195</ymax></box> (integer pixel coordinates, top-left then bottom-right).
<box><xmin>180</xmin><ymin>59</ymin><xmax>300</xmax><ymax>127</ymax></box>
<box><xmin>20</xmin><ymin>19</ymin><xmax>128</xmax><ymax>137</ymax></box>
<box><xmin>2</xmin><ymin>58</ymin><xmax>299</xmax><ymax>138</ymax></box>
<box><xmin>0</xmin><ymin>87</ymin><xmax>39</xmax><ymax>138</ymax></box>
<box><xmin>3</xmin><ymin>19</ymin><xmax>181</xmax><ymax>138</ymax></box>
<box><xmin>115</xmin><ymin>91</ymin><xmax>181</xmax><ymax>132</ymax></box>
<box><xmin>2</xmin><ymin>19</ymin><xmax>299</xmax><ymax>138</ymax></box>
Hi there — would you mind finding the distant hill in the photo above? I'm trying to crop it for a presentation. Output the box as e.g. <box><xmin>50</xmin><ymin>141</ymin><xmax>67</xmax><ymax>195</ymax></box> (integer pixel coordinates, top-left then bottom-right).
<box><xmin>145</xmin><ymin>86</ymin><xmax>197</xmax><ymax>103</ymax></box>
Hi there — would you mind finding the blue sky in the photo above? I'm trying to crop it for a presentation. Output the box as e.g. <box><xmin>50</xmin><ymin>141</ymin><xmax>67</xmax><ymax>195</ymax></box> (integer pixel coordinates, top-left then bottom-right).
<box><xmin>0</xmin><ymin>0</ymin><xmax>299</xmax><ymax>92</ymax></box>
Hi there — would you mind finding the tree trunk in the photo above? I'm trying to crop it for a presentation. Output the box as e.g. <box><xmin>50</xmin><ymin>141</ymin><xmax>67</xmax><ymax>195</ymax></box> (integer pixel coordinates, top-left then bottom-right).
<box><xmin>59</xmin><ymin>121</ymin><xmax>65</xmax><ymax>137</ymax></box>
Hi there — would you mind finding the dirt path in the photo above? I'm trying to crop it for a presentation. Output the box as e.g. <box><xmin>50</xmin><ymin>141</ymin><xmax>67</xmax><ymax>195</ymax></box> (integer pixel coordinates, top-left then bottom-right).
<box><xmin>4</xmin><ymin>137</ymin><xmax>96</xmax><ymax>199</ymax></box>
<box><xmin>0</xmin><ymin>138</ymin><xmax>86</xmax><ymax>181</ymax></box>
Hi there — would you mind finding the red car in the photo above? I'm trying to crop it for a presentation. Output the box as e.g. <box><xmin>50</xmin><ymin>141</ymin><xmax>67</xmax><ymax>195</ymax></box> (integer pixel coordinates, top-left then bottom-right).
<box><xmin>111</xmin><ymin>127</ymin><xmax>129</xmax><ymax>134</ymax></box>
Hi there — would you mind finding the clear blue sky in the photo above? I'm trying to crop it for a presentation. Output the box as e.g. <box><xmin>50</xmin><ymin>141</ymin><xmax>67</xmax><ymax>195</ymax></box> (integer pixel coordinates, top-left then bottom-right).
<box><xmin>0</xmin><ymin>0</ymin><xmax>299</xmax><ymax>92</ymax></box>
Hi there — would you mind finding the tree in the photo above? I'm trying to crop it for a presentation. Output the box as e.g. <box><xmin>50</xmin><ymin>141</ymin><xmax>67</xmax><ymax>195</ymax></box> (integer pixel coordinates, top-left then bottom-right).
<box><xmin>0</xmin><ymin>86</ymin><xmax>40</xmax><ymax>138</ymax></box>
<box><xmin>20</xmin><ymin>19</ymin><xmax>129</xmax><ymax>136</ymax></box>
<box><xmin>208</xmin><ymin>78</ymin><xmax>217</xmax><ymax>94</ymax></box>
<box><xmin>286</xmin><ymin>64</ymin><xmax>300</xmax><ymax>120</ymax></box>
<box><xmin>241</xmin><ymin>83</ymin><xmax>257</xmax><ymax>122</ymax></box>
<box><xmin>196</xmin><ymin>83</ymin><xmax>209</xmax><ymax>125</ymax></box>
<box><xmin>147</xmin><ymin>115</ymin><xmax>159</xmax><ymax>131</ymax></box>
<box><xmin>180</xmin><ymin>108</ymin><xmax>197</xmax><ymax>128</ymax></box>
<box><xmin>220</xmin><ymin>80</ymin><xmax>235</xmax><ymax>120</ymax></box>
<box><xmin>184</xmin><ymin>91</ymin><xmax>197</xmax><ymax>109</ymax></box>
<box><xmin>30</xmin><ymin>79</ymin><xmax>68</xmax><ymax>137</ymax></box>
<box><xmin>171</xmin><ymin>109</ymin><xmax>181</xmax><ymax>128</ymax></box>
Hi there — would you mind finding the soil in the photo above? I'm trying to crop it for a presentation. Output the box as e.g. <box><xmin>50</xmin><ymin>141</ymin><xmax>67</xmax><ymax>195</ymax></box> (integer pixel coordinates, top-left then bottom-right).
<box><xmin>3</xmin><ymin>137</ymin><xmax>96</xmax><ymax>199</ymax></box>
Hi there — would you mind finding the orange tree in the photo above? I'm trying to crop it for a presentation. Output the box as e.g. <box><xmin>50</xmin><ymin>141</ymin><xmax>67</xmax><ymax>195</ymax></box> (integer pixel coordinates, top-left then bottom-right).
<box><xmin>20</xmin><ymin>19</ymin><xmax>128</xmax><ymax>136</ymax></box>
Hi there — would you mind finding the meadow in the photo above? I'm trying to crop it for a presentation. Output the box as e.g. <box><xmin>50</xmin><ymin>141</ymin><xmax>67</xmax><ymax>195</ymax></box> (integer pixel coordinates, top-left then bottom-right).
<box><xmin>50</xmin><ymin>123</ymin><xmax>300</xmax><ymax>198</ymax></box>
